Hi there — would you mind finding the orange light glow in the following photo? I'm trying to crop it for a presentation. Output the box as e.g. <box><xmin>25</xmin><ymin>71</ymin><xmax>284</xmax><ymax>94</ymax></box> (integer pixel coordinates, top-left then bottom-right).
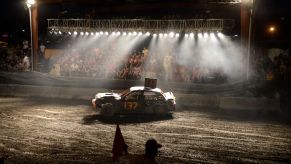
<box><xmin>268</xmin><ymin>26</ymin><xmax>275</xmax><ymax>33</ymax></box>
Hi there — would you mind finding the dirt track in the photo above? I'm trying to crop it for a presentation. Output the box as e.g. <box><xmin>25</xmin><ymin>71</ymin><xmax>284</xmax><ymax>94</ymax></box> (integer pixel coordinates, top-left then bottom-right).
<box><xmin>0</xmin><ymin>97</ymin><xmax>291</xmax><ymax>163</ymax></box>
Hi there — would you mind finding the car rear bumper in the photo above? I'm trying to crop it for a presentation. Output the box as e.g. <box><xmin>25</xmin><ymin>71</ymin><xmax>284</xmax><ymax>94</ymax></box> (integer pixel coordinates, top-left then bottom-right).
<box><xmin>92</xmin><ymin>98</ymin><xmax>96</xmax><ymax>108</ymax></box>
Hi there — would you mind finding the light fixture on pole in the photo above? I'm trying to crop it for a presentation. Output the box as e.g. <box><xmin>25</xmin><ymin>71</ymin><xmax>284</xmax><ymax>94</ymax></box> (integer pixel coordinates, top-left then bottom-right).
<box><xmin>268</xmin><ymin>25</ymin><xmax>276</xmax><ymax>33</ymax></box>
<box><xmin>26</xmin><ymin>0</ymin><xmax>35</xmax><ymax>71</ymax></box>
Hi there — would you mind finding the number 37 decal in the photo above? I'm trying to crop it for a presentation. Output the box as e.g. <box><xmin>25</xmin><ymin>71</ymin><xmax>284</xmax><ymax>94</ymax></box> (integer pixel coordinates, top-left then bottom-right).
<box><xmin>124</xmin><ymin>102</ymin><xmax>138</xmax><ymax>110</ymax></box>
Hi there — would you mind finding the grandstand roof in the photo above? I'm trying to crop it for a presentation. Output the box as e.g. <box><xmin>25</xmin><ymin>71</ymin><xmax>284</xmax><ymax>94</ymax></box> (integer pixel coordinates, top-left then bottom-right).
<box><xmin>36</xmin><ymin>0</ymin><xmax>241</xmax><ymax>19</ymax></box>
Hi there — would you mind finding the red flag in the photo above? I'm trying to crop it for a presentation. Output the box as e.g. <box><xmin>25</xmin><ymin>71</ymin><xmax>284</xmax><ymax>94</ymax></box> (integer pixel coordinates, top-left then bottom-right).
<box><xmin>112</xmin><ymin>124</ymin><xmax>128</xmax><ymax>162</ymax></box>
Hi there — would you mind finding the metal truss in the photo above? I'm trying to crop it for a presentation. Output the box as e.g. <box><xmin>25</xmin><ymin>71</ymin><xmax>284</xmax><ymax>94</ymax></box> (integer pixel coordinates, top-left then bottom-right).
<box><xmin>207</xmin><ymin>0</ymin><xmax>241</xmax><ymax>4</ymax></box>
<box><xmin>47</xmin><ymin>19</ymin><xmax>234</xmax><ymax>33</ymax></box>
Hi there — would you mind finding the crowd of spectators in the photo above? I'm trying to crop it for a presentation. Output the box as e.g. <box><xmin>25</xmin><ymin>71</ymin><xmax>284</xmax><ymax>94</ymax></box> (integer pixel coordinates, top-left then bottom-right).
<box><xmin>8</xmin><ymin>41</ymin><xmax>291</xmax><ymax>83</ymax></box>
<box><xmin>49</xmin><ymin>48</ymin><xmax>145</xmax><ymax>80</ymax></box>
<box><xmin>6</xmin><ymin>41</ymin><xmax>290</xmax><ymax>84</ymax></box>
<box><xmin>253</xmin><ymin>51</ymin><xmax>291</xmax><ymax>81</ymax></box>
<box><xmin>3</xmin><ymin>41</ymin><xmax>290</xmax><ymax>84</ymax></box>
<box><xmin>0</xmin><ymin>43</ymin><xmax>31</xmax><ymax>72</ymax></box>
<box><xmin>48</xmin><ymin>46</ymin><xmax>227</xmax><ymax>83</ymax></box>
<box><xmin>251</xmin><ymin>50</ymin><xmax>291</xmax><ymax>106</ymax></box>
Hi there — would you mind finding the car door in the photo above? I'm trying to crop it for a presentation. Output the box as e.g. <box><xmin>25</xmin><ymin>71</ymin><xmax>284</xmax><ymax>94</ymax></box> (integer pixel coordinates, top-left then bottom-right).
<box><xmin>123</xmin><ymin>90</ymin><xmax>142</xmax><ymax>112</ymax></box>
<box><xmin>143</xmin><ymin>91</ymin><xmax>167</xmax><ymax>111</ymax></box>
<box><xmin>143</xmin><ymin>91</ymin><xmax>158</xmax><ymax>111</ymax></box>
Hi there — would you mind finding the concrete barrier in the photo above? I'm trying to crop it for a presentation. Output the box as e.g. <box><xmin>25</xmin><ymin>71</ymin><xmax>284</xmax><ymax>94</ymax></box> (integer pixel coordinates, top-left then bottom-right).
<box><xmin>0</xmin><ymin>84</ymin><xmax>280</xmax><ymax>111</ymax></box>
<box><xmin>0</xmin><ymin>84</ymin><xmax>107</xmax><ymax>100</ymax></box>
<box><xmin>219</xmin><ymin>97</ymin><xmax>280</xmax><ymax>111</ymax></box>
<box><xmin>176</xmin><ymin>93</ymin><xmax>220</xmax><ymax>109</ymax></box>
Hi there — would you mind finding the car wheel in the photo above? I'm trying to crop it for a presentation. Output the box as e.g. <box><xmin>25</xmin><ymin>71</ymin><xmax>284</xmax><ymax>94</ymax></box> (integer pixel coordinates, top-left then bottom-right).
<box><xmin>100</xmin><ymin>103</ymin><xmax>114</xmax><ymax>117</ymax></box>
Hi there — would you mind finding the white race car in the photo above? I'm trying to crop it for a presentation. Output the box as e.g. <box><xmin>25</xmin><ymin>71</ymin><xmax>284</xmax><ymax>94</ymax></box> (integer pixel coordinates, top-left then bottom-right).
<box><xmin>92</xmin><ymin>86</ymin><xmax>175</xmax><ymax>116</ymax></box>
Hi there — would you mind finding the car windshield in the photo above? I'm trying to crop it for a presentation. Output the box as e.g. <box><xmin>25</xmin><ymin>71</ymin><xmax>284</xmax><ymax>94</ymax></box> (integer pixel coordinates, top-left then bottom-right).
<box><xmin>119</xmin><ymin>89</ymin><xmax>130</xmax><ymax>97</ymax></box>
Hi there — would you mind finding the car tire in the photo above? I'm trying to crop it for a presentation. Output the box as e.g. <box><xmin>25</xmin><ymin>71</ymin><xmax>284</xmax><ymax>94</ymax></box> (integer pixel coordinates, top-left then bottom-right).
<box><xmin>100</xmin><ymin>103</ymin><xmax>114</xmax><ymax>117</ymax></box>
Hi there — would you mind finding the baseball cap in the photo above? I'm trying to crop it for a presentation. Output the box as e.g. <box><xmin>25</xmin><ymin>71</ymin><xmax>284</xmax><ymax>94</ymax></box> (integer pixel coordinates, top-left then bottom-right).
<box><xmin>145</xmin><ymin>139</ymin><xmax>162</xmax><ymax>149</ymax></box>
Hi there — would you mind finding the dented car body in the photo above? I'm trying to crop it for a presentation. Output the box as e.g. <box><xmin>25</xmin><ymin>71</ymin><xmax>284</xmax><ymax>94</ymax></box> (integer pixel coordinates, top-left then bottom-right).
<box><xmin>92</xmin><ymin>86</ymin><xmax>175</xmax><ymax>116</ymax></box>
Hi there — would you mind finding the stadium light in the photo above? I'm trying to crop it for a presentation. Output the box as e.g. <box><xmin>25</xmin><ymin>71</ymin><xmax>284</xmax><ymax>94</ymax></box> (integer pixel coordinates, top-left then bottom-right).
<box><xmin>198</xmin><ymin>33</ymin><xmax>203</xmax><ymax>38</ymax></box>
<box><xmin>26</xmin><ymin>0</ymin><xmax>35</xmax><ymax>8</ymax></box>
<box><xmin>217</xmin><ymin>32</ymin><xmax>223</xmax><ymax>37</ymax></box>
<box><xmin>210</xmin><ymin>32</ymin><xmax>215</xmax><ymax>37</ymax></box>
<box><xmin>210</xmin><ymin>32</ymin><xmax>216</xmax><ymax>41</ymax></box>
<box><xmin>169</xmin><ymin>32</ymin><xmax>174</xmax><ymax>38</ymax></box>
<box><xmin>190</xmin><ymin>33</ymin><xmax>194</xmax><ymax>38</ymax></box>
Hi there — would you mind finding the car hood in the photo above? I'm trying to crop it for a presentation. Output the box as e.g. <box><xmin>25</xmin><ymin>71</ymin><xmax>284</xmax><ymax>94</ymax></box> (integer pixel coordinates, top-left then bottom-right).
<box><xmin>95</xmin><ymin>92</ymin><xmax>121</xmax><ymax>100</ymax></box>
<box><xmin>164</xmin><ymin>92</ymin><xmax>175</xmax><ymax>100</ymax></box>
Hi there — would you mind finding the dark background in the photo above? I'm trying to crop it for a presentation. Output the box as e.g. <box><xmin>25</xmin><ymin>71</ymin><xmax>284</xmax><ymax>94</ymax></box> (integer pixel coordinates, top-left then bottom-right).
<box><xmin>0</xmin><ymin>0</ymin><xmax>290</xmax><ymax>47</ymax></box>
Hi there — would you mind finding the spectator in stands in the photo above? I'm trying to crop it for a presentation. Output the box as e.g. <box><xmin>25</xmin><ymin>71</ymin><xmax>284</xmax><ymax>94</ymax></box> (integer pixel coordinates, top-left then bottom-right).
<box><xmin>163</xmin><ymin>54</ymin><xmax>173</xmax><ymax>81</ymax></box>
<box><xmin>23</xmin><ymin>55</ymin><xmax>30</xmax><ymax>71</ymax></box>
<box><xmin>22</xmin><ymin>40</ymin><xmax>29</xmax><ymax>54</ymax></box>
<box><xmin>39</xmin><ymin>43</ymin><xmax>46</xmax><ymax>63</ymax></box>
<box><xmin>286</xmin><ymin>55</ymin><xmax>291</xmax><ymax>80</ymax></box>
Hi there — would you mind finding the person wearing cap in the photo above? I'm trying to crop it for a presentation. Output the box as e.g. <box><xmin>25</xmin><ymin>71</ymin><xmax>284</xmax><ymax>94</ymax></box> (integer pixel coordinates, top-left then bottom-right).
<box><xmin>119</xmin><ymin>138</ymin><xmax>162</xmax><ymax>164</ymax></box>
<box><xmin>145</xmin><ymin>138</ymin><xmax>162</xmax><ymax>160</ymax></box>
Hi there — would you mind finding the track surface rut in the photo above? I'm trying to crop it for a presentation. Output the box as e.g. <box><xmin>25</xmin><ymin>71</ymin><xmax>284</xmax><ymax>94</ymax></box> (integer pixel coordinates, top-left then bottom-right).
<box><xmin>0</xmin><ymin>97</ymin><xmax>291</xmax><ymax>163</ymax></box>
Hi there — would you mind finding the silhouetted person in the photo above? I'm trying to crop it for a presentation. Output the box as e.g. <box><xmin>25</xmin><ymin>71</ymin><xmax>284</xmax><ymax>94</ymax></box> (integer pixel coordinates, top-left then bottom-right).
<box><xmin>0</xmin><ymin>156</ymin><xmax>4</xmax><ymax>164</ymax></box>
<box><xmin>145</xmin><ymin>138</ymin><xmax>162</xmax><ymax>161</ymax></box>
<box><xmin>121</xmin><ymin>138</ymin><xmax>162</xmax><ymax>164</ymax></box>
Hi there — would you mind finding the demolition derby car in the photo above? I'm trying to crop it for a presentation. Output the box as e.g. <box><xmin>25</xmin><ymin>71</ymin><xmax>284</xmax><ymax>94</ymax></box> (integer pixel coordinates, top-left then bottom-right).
<box><xmin>92</xmin><ymin>86</ymin><xmax>176</xmax><ymax>116</ymax></box>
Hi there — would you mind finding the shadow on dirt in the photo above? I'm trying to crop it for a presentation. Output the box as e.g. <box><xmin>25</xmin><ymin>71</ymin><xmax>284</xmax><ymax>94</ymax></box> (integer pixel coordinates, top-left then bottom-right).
<box><xmin>179</xmin><ymin>105</ymin><xmax>291</xmax><ymax>126</ymax></box>
<box><xmin>82</xmin><ymin>113</ymin><xmax>174</xmax><ymax>125</ymax></box>
<box><xmin>25</xmin><ymin>96</ymin><xmax>90</xmax><ymax>105</ymax></box>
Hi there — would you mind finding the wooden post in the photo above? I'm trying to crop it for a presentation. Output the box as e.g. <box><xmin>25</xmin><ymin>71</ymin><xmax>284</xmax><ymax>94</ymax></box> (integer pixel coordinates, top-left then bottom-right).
<box><xmin>241</xmin><ymin>1</ymin><xmax>252</xmax><ymax>80</ymax></box>
<box><xmin>31</xmin><ymin>5</ymin><xmax>39</xmax><ymax>71</ymax></box>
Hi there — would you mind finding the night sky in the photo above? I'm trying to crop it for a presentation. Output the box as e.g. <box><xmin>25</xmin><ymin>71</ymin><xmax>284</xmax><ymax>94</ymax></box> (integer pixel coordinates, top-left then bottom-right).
<box><xmin>1</xmin><ymin>0</ymin><xmax>29</xmax><ymax>34</ymax></box>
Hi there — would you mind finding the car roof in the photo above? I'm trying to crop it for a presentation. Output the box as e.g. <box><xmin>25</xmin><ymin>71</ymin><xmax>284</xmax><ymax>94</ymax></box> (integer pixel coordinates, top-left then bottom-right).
<box><xmin>130</xmin><ymin>86</ymin><xmax>163</xmax><ymax>93</ymax></box>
